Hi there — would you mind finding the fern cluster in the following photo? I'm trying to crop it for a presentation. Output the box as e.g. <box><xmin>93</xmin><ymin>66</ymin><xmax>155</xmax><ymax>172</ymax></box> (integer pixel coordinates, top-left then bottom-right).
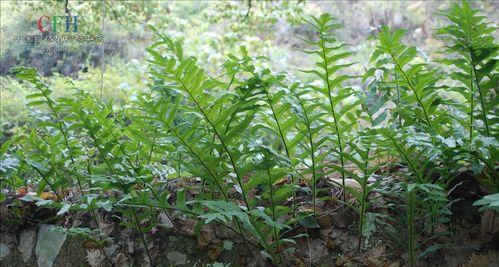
<box><xmin>1</xmin><ymin>1</ymin><xmax>497</xmax><ymax>265</ymax></box>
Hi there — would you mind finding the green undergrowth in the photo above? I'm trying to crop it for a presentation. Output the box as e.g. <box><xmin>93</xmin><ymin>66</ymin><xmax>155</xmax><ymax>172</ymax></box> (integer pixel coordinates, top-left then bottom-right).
<box><xmin>0</xmin><ymin>1</ymin><xmax>497</xmax><ymax>266</ymax></box>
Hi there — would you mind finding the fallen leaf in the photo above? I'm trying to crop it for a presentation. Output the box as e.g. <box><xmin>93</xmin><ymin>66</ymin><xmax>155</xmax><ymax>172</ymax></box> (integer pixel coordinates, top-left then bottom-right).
<box><xmin>274</xmin><ymin>177</ymin><xmax>288</xmax><ymax>186</ymax></box>
<box><xmin>320</xmin><ymin>228</ymin><xmax>334</xmax><ymax>249</ymax></box>
<box><xmin>115</xmin><ymin>253</ymin><xmax>128</xmax><ymax>267</ymax></box>
<box><xmin>39</xmin><ymin>191</ymin><xmax>60</xmax><ymax>201</ymax></box>
<box><xmin>98</xmin><ymin>221</ymin><xmax>114</xmax><ymax>235</ymax></box>
<box><xmin>362</xmin><ymin>245</ymin><xmax>387</xmax><ymax>266</ymax></box>
<box><xmin>86</xmin><ymin>248</ymin><xmax>106</xmax><ymax>267</ymax></box>
<box><xmin>207</xmin><ymin>244</ymin><xmax>221</xmax><ymax>261</ymax></box>
<box><xmin>461</xmin><ymin>251</ymin><xmax>499</xmax><ymax>267</ymax></box>
<box><xmin>197</xmin><ymin>225</ymin><xmax>213</xmax><ymax>249</ymax></box>
<box><xmin>16</xmin><ymin>187</ymin><xmax>27</xmax><ymax>197</ymax></box>
<box><xmin>84</xmin><ymin>240</ymin><xmax>101</xmax><ymax>250</ymax></box>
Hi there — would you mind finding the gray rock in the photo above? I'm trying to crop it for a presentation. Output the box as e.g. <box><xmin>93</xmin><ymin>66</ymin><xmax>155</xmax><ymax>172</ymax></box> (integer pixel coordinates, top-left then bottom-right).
<box><xmin>104</xmin><ymin>243</ymin><xmax>119</xmax><ymax>258</ymax></box>
<box><xmin>167</xmin><ymin>251</ymin><xmax>187</xmax><ymax>265</ymax></box>
<box><xmin>35</xmin><ymin>224</ymin><xmax>67</xmax><ymax>267</ymax></box>
<box><xmin>19</xmin><ymin>229</ymin><xmax>36</xmax><ymax>262</ymax></box>
<box><xmin>0</xmin><ymin>243</ymin><xmax>10</xmax><ymax>260</ymax></box>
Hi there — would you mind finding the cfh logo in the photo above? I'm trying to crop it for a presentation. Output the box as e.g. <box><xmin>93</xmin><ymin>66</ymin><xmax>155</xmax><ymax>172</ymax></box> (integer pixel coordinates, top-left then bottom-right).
<box><xmin>37</xmin><ymin>15</ymin><xmax>78</xmax><ymax>33</ymax></box>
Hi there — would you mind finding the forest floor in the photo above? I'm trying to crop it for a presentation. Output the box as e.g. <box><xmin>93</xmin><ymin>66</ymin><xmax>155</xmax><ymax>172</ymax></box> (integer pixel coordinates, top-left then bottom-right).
<box><xmin>1</xmin><ymin>172</ymin><xmax>498</xmax><ymax>267</ymax></box>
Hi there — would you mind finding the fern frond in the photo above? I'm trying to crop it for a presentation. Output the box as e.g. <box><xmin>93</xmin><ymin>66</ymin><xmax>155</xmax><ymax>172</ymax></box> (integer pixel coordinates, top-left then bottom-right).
<box><xmin>301</xmin><ymin>14</ymin><xmax>358</xmax><ymax>201</ymax></box>
<box><xmin>436</xmin><ymin>0</ymin><xmax>498</xmax><ymax>138</ymax></box>
<box><xmin>372</xmin><ymin>26</ymin><xmax>443</xmax><ymax>129</ymax></box>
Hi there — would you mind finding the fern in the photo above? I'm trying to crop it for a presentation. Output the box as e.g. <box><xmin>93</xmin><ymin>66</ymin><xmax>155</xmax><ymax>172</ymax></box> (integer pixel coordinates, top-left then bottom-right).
<box><xmin>436</xmin><ymin>0</ymin><xmax>498</xmax><ymax>139</ymax></box>
<box><xmin>382</xmin><ymin>183</ymin><xmax>452</xmax><ymax>267</ymax></box>
<box><xmin>147</xmin><ymin>26</ymin><xmax>259</xmax><ymax>209</ymax></box>
<box><xmin>344</xmin><ymin>80</ymin><xmax>389</xmax><ymax>251</ymax></box>
<box><xmin>21</xmin><ymin>131</ymin><xmax>62</xmax><ymax>199</ymax></box>
<box><xmin>379</xmin><ymin>129</ymin><xmax>452</xmax><ymax>265</ymax></box>
<box><xmin>288</xmin><ymin>83</ymin><xmax>326</xmax><ymax>217</ymax></box>
<box><xmin>371</xmin><ymin>26</ymin><xmax>444</xmax><ymax>129</ymax></box>
<box><xmin>63</xmin><ymin>91</ymin><xmax>154</xmax><ymax>263</ymax></box>
<box><xmin>6</xmin><ymin>5</ymin><xmax>498</xmax><ymax>265</ymax></box>
<box><xmin>262</xmin><ymin>88</ymin><xmax>299</xmax><ymax>215</ymax></box>
<box><xmin>435</xmin><ymin>1</ymin><xmax>498</xmax><ymax>191</ymax></box>
<box><xmin>145</xmin><ymin>28</ymin><xmax>299</xmax><ymax>263</ymax></box>
<box><xmin>301</xmin><ymin>14</ymin><xmax>357</xmax><ymax>201</ymax></box>
<box><xmin>13</xmin><ymin>67</ymin><xmax>86</xmax><ymax>192</ymax></box>
<box><xmin>135</xmin><ymin>93</ymin><xmax>231</xmax><ymax>201</ymax></box>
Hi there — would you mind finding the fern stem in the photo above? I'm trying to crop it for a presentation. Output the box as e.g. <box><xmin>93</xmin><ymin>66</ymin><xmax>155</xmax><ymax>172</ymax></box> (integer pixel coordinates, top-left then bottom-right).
<box><xmin>319</xmin><ymin>31</ymin><xmax>347</xmax><ymax>202</ymax></box>
<box><xmin>38</xmin><ymin>87</ymin><xmax>85</xmax><ymax>193</ymax></box>
<box><xmin>30</xmin><ymin>164</ymin><xmax>61</xmax><ymax>200</ymax></box>
<box><xmin>470</xmin><ymin>54</ymin><xmax>490</xmax><ymax>137</ymax></box>
<box><xmin>389</xmin><ymin>137</ymin><xmax>423</xmax><ymax>184</ymax></box>
<box><xmin>130</xmin><ymin>207</ymin><xmax>153</xmax><ymax>264</ymax></box>
<box><xmin>266</xmin><ymin>168</ymin><xmax>282</xmax><ymax>264</ymax></box>
<box><xmin>81</xmin><ymin>153</ymin><xmax>107</xmax><ymax>246</ymax></box>
<box><xmin>294</xmin><ymin>94</ymin><xmax>318</xmax><ymax>216</ymax></box>
<box><xmin>80</xmin><ymin>115</ymin><xmax>152</xmax><ymax>264</ymax></box>
<box><xmin>357</xmin><ymin>144</ymin><xmax>371</xmax><ymax>252</ymax></box>
<box><xmin>463</xmin><ymin>10</ymin><xmax>490</xmax><ymax>138</ymax></box>
<box><xmin>146</xmin><ymin>128</ymin><xmax>158</xmax><ymax>166</ymax></box>
<box><xmin>390</xmin><ymin>53</ymin><xmax>432</xmax><ymax>128</ymax></box>
<box><xmin>407</xmin><ymin>188</ymin><xmax>416</xmax><ymax>267</ymax></box>
<box><xmin>265</xmin><ymin>91</ymin><xmax>297</xmax><ymax>217</ymax></box>
<box><xmin>181</xmin><ymin>80</ymin><xmax>250</xmax><ymax>209</ymax></box>
<box><xmin>394</xmin><ymin>73</ymin><xmax>402</xmax><ymax>126</ymax></box>
<box><xmin>468</xmin><ymin>64</ymin><xmax>475</xmax><ymax>144</ymax></box>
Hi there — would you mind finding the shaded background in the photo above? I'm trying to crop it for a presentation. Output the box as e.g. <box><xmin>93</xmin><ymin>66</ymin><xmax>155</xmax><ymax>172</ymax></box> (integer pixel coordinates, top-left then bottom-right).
<box><xmin>1</xmin><ymin>0</ymin><xmax>498</xmax><ymax>140</ymax></box>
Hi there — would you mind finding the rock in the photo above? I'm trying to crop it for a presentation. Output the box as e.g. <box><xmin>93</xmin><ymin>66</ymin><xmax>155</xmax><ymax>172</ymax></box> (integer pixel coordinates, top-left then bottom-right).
<box><xmin>36</xmin><ymin>224</ymin><xmax>67</xmax><ymax>267</ymax></box>
<box><xmin>104</xmin><ymin>243</ymin><xmax>119</xmax><ymax>258</ymax></box>
<box><xmin>0</xmin><ymin>243</ymin><xmax>11</xmax><ymax>260</ymax></box>
<box><xmin>0</xmin><ymin>231</ymin><xmax>16</xmax><ymax>245</ymax></box>
<box><xmin>18</xmin><ymin>229</ymin><xmax>36</xmax><ymax>262</ymax></box>
<box><xmin>167</xmin><ymin>251</ymin><xmax>187</xmax><ymax>265</ymax></box>
<box><xmin>159</xmin><ymin>212</ymin><xmax>175</xmax><ymax>229</ymax></box>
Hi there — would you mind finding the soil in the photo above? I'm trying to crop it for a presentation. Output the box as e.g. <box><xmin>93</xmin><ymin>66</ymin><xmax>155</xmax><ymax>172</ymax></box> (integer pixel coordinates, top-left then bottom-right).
<box><xmin>1</xmin><ymin>174</ymin><xmax>498</xmax><ymax>266</ymax></box>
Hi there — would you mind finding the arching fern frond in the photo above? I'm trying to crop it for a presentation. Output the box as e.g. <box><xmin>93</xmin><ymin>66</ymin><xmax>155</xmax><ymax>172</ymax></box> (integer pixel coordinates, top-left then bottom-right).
<box><xmin>300</xmin><ymin>14</ymin><xmax>358</xmax><ymax>201</ymax></box>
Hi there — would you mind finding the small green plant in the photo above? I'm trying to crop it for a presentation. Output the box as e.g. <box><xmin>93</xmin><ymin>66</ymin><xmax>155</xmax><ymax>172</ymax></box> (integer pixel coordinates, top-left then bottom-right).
<box><xmin>378</xmin><ymin>181</ymin><xmax>452</xmax><ymax>267</ymax></box>
<box><xmin>474</xmin><ymin>193</ymin><xmax>499</xmax><ymax>212</ymax></box>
